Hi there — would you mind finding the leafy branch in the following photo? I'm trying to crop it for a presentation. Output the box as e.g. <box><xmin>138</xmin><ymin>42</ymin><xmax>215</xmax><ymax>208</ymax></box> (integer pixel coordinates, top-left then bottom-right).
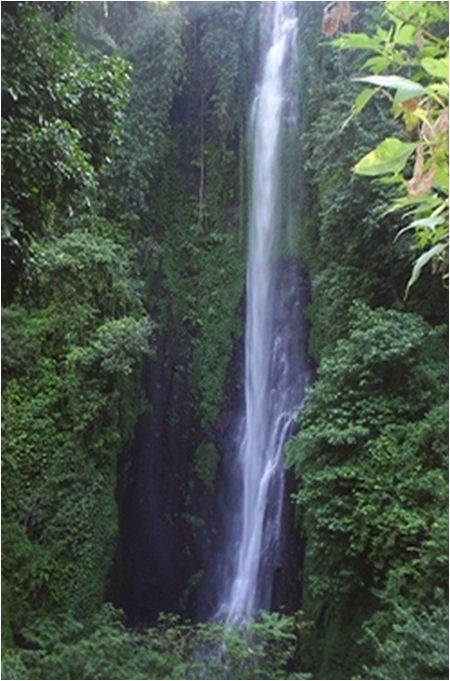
<box><xmin>325</xmin><ymin>1</ymin><xmax>449</xmax><ymax>296</ymax></box>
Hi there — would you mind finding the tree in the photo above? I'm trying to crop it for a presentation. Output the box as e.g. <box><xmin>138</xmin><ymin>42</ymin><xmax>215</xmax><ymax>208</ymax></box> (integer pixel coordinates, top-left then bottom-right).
<box><xmin>1</xmin><ymin>1</ymin><xmax>130</xmax><ymax>302</ymax></box>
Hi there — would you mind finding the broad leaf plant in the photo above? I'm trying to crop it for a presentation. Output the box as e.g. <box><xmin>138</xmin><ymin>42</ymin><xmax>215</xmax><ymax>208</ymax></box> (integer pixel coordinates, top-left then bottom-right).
<box><xmin>323</xmin><ymin>1</ymin><xmax>449</xmax><ymax>296</ymax></box>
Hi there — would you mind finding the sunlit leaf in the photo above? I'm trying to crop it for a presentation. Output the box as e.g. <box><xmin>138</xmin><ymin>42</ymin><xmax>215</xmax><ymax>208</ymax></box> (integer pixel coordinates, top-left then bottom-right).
<box><xmin>362</xmin><ymin>55</ymin><xmax>391</xmax><ymax>75</ymax></box>
<box><xmin>389</xmin><ymin>194</ymin><xmax>443</xmax><ymax>216</ymax></box>
<box><xmin>396</xmin><ymin>216</ymin><xmax>446</xmax><ymax>240</ymax></box>
<box><xmin>353</xmin><ymin>138</ymin><xmax>417</xmax><ymax>176</ymax></box>
<box><xmin>405</xmin><ymin>243</ymin><xmax>446</xmax><ymax>298</ymax></box>
<box><xmin>427</xmin><ymin>82</ymin><xmax>449</xmax><ymax>97</ymax></box>
<box><xmin>331</xmin><ymin>33</ymin><xmax>382</xmax><ymax>51</ymax></box>
<box><xmin>396</xmin><ymin>23</ymin><xmax>417</xmax><ymax>47</ymax></box>
<box><xmin>355</xmin><ymin>87</ymin><xmax>377</xmax><ymax>114</ymax></box>
<box><xmin>421</xmin><ymin>57</ymin><xmax>449</xmax><ymax>81</ymax></box>
<box><xmin>354</xmin><ymin>75</ymin><xmax>426</xmax><ymax>105</ymax></box>
<box><xmin>434</xmin><ymin>164</ymin><xmax>449</xmax><ymax>193</ymax></box>
<box><xmin>340</xmin><ymin>88</ymin><xmax>378</xmax><ymax>132</ymax></box>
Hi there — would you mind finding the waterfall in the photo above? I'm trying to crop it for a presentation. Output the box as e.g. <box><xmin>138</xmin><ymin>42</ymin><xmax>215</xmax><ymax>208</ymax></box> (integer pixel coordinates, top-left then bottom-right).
<box><xmin>218</xmin><ymin>1</ymin><xmax>310</xmax><ymax>624</ymax></box>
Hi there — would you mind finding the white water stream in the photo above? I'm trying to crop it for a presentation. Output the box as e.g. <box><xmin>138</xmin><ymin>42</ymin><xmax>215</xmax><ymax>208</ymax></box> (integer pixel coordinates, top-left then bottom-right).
<box><xmin>222</xmin><ymin>2</ymin><xmax>300</xmax><ymax>624</ymax></box>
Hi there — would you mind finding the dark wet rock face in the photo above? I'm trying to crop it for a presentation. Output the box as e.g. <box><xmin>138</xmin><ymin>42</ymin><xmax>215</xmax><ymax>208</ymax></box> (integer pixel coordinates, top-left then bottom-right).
<box><xmin>109</xmin><ymin>259</ymin><xmax>312</xmax><ymax>624</ymax></box>
<box><xmin>109</xmin><ymin>327</ymin><xmax>202</xmax><ymax>624</ymax></box>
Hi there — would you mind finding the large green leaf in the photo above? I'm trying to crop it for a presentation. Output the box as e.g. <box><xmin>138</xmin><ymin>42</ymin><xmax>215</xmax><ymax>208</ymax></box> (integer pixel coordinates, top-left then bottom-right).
<box><xmin>434</xmin><ymin>163</ymin><xmax>449</xmax><ymax>193</ymax></box>
<box><xmin>331</xmin><ymin>33</ymin><xmax>382</xmax><ymax>51</ymax></box>
<box><xmin>421</xmin><ymin>57</ymin><xmax>449</xmax><ymax>81</ymax></box>
<box><xmin>354</xmin><ymin>75</ymin><xmax>426</xmax><ymax>105</ymax></box>
<box><xmin>395</xmin><ymin>23</ymin><xmax>417</xmax><ymax>47</ymax></box>
<box><xmin>353</xmin><ymin>138</ymin><xmax>418</xmax><ymax>176</ymax></box>
<box><xmin>362</xmin><ymin>55</ymin><xmax>390</xmax><ymax>75</ymax></box>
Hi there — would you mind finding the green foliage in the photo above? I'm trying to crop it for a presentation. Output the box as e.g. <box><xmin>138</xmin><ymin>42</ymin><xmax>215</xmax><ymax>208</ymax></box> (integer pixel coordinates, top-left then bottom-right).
<box><xmin>91</xmin><ymin>2</ymin><xmax>254</xmax><ymax>429</ymax></box>
<box><xmin>67</xmin><ymin>316</ymin><xmax>154</xmax><ymax>376</ymax></box>
<box><xmin>298</xmin><ymin>2</ymin><xmax>447</xmax><ymax>364</ymax></box>
<box><xmin>188</xmin><ymin>218</ymin><xmax>245</xmax><ymax>425</ymax></box>
<box><xmin>1</xmin><ymin>606</ymin><xmax>307</xmax><ymax>681</ymax></box>
<box><xmin>174</xmin><ymin>4</ymin><xmax>256</xmax><ymax>424</ymax></box>
<box><xmin>2</xmin><ymin>223</ymin><xmax>152</xmax><ymax>633</ymax></box>
<box><xmin>354</xmin><ymin>136</ymin><xmax>418</xmax><ymax>175</ymax></box>
<box><xmin>30</xmin><ymin>230</ymin><xmax>141</xmax><ymax>318</ymax></box>
<box><xmin>298</xmin><ymin>16</ymin><xmax>409</xmax><ymax>358</ymax></box>
<box><xmin>290</xmin><ymin>7</ymin><xmax>449</xmax><ymax>677</ymax></box>
<box><xmin>286</xmin><ymin>302</ymin><xmax>448</xmax><ymax>678</ymax></box>
<box><xmin>99</xmin><ymin>1</ymin><xmax>185</xmax><ymax>220</ymax></box>
<box><xmin>362</xmin><ymin>601</ymin><xmax>449</xmax><ymax>680</ymax></box>
<box><xmin>330</xmin><ymin>0</ymin><xmax>449</xmax><ymax>294</ymax></box>
<box><xmin>2</xmin><ymin>0</ymin><xmax>254</xmax><ymax>646</ymax></box>
<box><xmin>5</xmin><ymin>6</ymin><xmax>447</xmax><ymax>681</ymax></box>
<box><xmin>192</xmin><ymin>441</ymin><xmax>220</xmax><ymax>494</ymax></box>
<box><xmin>197</xmin><ymin>2</ymin><xmax>248</xmax><ymax>134</ymax></box>
<box><xmin>1</xmin><ymin>2</ymin><xmax>130</xmax><ymax>300</ymax></box>
<box><xmin>2</xmin><ymin>377</ymin><xmax>119</xmax><ymax>628</ymax></box>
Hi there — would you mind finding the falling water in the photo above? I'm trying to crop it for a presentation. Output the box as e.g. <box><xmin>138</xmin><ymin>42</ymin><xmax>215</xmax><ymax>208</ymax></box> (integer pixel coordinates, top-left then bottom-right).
<box><xmin>219</xmin><ymin>2</ymin><xmax>308</xmax><ymax>624</ymax></box>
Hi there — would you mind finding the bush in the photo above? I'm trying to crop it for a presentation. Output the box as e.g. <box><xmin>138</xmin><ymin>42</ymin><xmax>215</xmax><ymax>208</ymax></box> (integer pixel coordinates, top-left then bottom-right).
<box><xmin>1</xmin><ymin>606</ymin><xmax>308</xmax><ymax>680</ymax></box>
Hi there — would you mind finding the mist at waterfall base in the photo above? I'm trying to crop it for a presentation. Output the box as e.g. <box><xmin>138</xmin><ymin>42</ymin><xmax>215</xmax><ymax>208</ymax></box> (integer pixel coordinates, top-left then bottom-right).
<box><xmin>207</xmin><ymin>2</ymin><xmax>313</xmax><ymax>624</ymax></box>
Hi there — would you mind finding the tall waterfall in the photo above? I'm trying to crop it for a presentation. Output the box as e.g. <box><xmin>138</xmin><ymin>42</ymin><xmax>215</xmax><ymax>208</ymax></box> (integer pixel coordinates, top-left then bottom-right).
<box><xmin>219</xmin><ymin>2</ymin><xmax>309</xmax><ymax>624</ymax></box>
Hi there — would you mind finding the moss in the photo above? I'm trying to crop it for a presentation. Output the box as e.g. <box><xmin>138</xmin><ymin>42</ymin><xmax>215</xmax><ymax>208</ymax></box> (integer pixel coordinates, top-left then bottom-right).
<box><xmin>192</xmin><ymin>441</ymin><xmax>220</xmax><ymax>494</ymax></box>
<box><xmin>179</xmin><ymin>570</ymin><xmax>205</xmax><ymax>612</ymax></box>
<box><xmin>139</xmin><ymin>124</ymin><xmax>246</xmax><ymax>428</ymax></box>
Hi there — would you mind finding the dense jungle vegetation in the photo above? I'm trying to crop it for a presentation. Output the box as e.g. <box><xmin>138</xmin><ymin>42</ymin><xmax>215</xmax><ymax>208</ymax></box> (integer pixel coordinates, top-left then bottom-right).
<box><xmin>2</xmin><ymin>2</ymin><xmax>448</xmax><ymax>679</ymax></box>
